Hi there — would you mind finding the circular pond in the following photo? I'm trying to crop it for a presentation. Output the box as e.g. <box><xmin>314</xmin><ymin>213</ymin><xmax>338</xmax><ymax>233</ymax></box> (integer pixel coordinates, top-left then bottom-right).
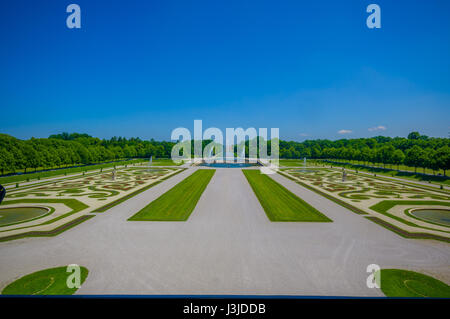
<box><xmin>410</xmin><ymin>209</ymin><xmax>450</xmax><ymax>227</ymax></box>
<box><xmin>0</xmin><ymin>207</ymin><xmax>50</xmax><ymax>226</ymax></box>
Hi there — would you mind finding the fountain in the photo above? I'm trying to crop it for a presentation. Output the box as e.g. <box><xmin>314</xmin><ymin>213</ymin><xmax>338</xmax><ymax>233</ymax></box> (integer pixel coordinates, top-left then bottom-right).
<box><xmin>293</xmin><ymin>157</ymin><xmax>315</xmax><ymax>173</ymax></box>
<box><xmin>147</xmin><ymin>156</ymin><xmax>153</xmax><ymax>172</ymax></box>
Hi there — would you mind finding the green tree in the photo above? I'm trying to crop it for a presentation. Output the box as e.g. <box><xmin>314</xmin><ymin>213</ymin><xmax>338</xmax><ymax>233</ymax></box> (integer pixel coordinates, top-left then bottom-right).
<box><xmin>407</xmin><ymin>132</ymin><xmax>420</xmax><ymax>140</ymax></box>
<box><xmin>405</xmin><ymin>145</ymin><xmax>424</xmax><ymax>173</ymax></box>
<box><xmin>360</xmin><ymin>147</ymin><xmax>371</xmax><ymax>165</ymax></box>
<box><xmin>434</xmin><ymin>146</ymin><xmax>450</xmax><ymax>176</ymax></box>
<box><xmin>378</xmin><ymin>144</ymin><xmax>395</xmax><ymax>168</ymax></box>
<box><xmin>0</xmin><ymin>151</ymin><xmax>14</xmax><ymax>175</ymax></box>
<box><xmin>391</xmin><ymin>149</ymin><xmax>405</xmax><ymax>170</ymax></box>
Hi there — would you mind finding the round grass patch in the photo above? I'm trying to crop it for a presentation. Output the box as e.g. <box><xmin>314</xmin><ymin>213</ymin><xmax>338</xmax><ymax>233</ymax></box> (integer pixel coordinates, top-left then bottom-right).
<box><xmin>380</xmin><ymin>269</ymin><xmax>450</xmax><ymax>298</ymax></box>
<box><xmin>1</xmin><ymin>266</ymin><xmax>88</xmax><ymax>295</ymax></box>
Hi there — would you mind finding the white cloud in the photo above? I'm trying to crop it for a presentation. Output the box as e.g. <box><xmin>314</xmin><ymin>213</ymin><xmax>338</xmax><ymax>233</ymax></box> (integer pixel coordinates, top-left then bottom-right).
<box><xmin>368</xmin><ymin>125</ymin><xmax>387</xmax><ymax>132</ymax></box>
<box><xmin>299</xmin><ymin>133</ymin><xmax>309</xmax><ymax>137</ymax></box>
<box><xmin>338</xmin><ymin>129</ymin><xmax>352</xmax><ymax>134</ymax></box>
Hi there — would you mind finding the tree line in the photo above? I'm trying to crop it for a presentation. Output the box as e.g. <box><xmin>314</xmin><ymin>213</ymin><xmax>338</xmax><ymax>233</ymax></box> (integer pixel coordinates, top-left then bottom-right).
<box><xmin>278</xmin><ymin>132</ymin><xmax>449</xmax><ymax>176</ymax></box>
<box><xmin>0</xmin><ymin>133</ymin><xmax>175</xmax><ymax>175</ymax></box>
<box><xmin>0</xmin><ymin>131</ymin><xmax>449</xmax><ymax>176</ymax></box>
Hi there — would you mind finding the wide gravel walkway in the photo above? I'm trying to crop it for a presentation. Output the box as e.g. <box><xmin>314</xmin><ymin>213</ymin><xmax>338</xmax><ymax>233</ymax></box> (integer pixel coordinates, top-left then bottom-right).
<box><xmin>0</xmin><ymin>167</ymin><xmax>449</xmax><ymax>296</ymax></box>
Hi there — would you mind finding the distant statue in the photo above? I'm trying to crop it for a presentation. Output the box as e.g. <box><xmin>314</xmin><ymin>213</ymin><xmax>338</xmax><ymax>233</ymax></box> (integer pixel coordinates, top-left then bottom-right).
<box><xmin>304</xmin><ymin>157</ymin><xmax>306</xmax><ymax>166</ymax></box>
<box><xmin>112</xmin><ymin>169</ymin><xmax>117</xmax><ymax>181</ymax></box>
<box><xmin>0</xmin><ymin>184</ymin><xmax>5</xmax><ymax>204</ymax></box>
<box><xmin>342</xmin><ymin>168</ymin><xmax>347</xmax><ymax>182</ymax></box>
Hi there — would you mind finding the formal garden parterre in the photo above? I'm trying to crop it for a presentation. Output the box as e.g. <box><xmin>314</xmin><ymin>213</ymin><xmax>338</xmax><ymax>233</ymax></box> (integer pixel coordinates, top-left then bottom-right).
<box><xmin>279</xmin><ymin>167</ymin><xmax>450</xmax><ymax>241</ymax></box>
<box><xmin>0</xmin><ymin>165</ymin><xmax>184</xmax><ymax>241</ymax></box>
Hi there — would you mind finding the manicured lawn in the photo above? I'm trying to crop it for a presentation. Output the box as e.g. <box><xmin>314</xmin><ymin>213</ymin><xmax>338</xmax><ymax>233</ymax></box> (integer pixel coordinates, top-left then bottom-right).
<box><xmin>379</xmin><ymin>269</ymin><xmax>450</xmax><ymax>297</ymax></box>
<box><xmin>0</xmin><ymin>159</ymin><xmax>145</xmax><ymax>185</ymax></box>
<box><xmin>1</xmin><ymin>266</ymin><xmax>89</xmax><ymax>295</ymax></box>
<box><xmin>278</xmin><ymin>159</ymin><xmax>319</xmax><ymax>167</ymax></box>
<box><xmin>128</xmin><ymin>169</ymin><xmax>215</xmax><ymax>221</ymax></box>
<box><xmin>242</xmin><ymin>169</ymin><xmax>331</xmax><ymax>222</ymax></box>
<box><xmin>150</xmin><ymin>158</ymin><xmax>184</xmax><ymax>166</ymax></box>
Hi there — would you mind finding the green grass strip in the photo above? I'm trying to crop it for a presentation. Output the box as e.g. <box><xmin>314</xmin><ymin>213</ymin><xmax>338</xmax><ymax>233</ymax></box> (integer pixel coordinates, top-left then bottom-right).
<box><xmin>128</xmin><ymin>169</ymin><xmax>215</xmax><ymax>221</ymax></box>
<box><xmin>0</xmin><ymin>159</ymin><xmax>145</xmax><ymax>185</ymax></box>
<box><xmin>379</xmin><ymin>269</ymin><xmax>450</xmax><ymax>297</ymax></box>
<box><xmin>2</xmin><ymin>266</ymin><xmax>89</xmax><ymax>295</ymax></box>
<box><xmin>149</xmin><ymin>158</ymin><xmax>184</xmax><ymax>166</ymax></box>
<box><xmin>243</xmin><ymin>169</ymin><xmax>331</xmax><ymax>222</ymax></box>
<box><xmin>93</xmin><ymin>169</ymin><xmax>185</xmax><ymax>213</ymax></box>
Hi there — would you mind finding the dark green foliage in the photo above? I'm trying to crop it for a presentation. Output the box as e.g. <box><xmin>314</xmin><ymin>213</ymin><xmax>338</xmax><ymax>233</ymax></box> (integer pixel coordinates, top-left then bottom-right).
<box><xmin>0</xmin><ymin>133</ymin><xmax>176</xmax><ymax>175</ymax></box>
<box><xmin>1</xmin><ymin>131</ymin><xmax>449</xmax><ymax>177</ymax></box>
<box><xmin>280</xmin><ymin>133</ymin><xmax>449</xmax><ymax>176</ymax></box>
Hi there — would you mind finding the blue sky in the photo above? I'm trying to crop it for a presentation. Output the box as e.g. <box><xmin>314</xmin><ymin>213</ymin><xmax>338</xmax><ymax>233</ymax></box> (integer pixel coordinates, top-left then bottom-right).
<box><xmin>0</xmin><ymin>0</ymin><xmax>449</xmax><ymax>141</ymax></box>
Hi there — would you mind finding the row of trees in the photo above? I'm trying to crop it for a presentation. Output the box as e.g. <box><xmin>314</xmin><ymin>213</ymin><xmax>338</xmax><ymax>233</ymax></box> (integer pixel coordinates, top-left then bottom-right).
<box><xmin>278</xmin><ymin>132</ymin><xmax>449</xmax><ymax>176</ymax></box>
<box><xmin>0</xmin><ymin>131</ymin><xmax>449</xmax><ymax>176</ymax></box>
<box><xmin>0</xmin><ymin>133</ymin><xmax>176</xmax><ymax>175</ymax></box>
<box><xmin>320</xmin><ymin>144</ymin><xmax>449</xmax><ymax>175</ymax></box>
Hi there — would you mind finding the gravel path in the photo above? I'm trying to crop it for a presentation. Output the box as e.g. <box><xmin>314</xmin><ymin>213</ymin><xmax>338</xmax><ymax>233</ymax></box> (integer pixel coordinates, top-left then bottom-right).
<box><xmin>0</xmin><ymin>167</ymin><xmax>448</xmax><ymax>296</ymax></box>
